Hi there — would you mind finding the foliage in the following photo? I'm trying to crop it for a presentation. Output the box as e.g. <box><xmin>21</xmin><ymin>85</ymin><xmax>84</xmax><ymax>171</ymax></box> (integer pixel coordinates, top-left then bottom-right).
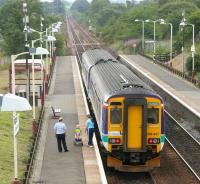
<box><xmin>196</xmin><ymin>72</ymin><xmax>200</xmax><ymax>81</ymax></box>
<box><xmin>43</xmin><ymin>0</ymin><xmax>65</xmax><ymax>15</ymax></box>
<box><xmin>158</xmin><ymin>1</ymin><xmax>198</xmax><ymax>35</ymax></box>
<box><xmin>155</xmin><ymin>46</ymin><xmax>170</xmax><ymax>55</ymax></box>
<box><xmin>186</xmin><ymin>54</ymin><xmax>200</xmax><ymax>74</ymax></box>
<box><xmin>52</xmin><ymin>0</ymin><xmax>65</xmax><ymax>15</ymax></box>
<box><xmin>55</xmin><ymin>34</ymin><xmax>66</xmax><ymax>56</ymax></box>
<box><xmin>0</xmin><ymin>0</ymin><xmax>6</xmax><ymax>6</ymax></box>
<box><xmin>188</xmin><ymin>10</ymin><xmax>200</xmax><ymax>36</ymax></box>
<box><xmin>0</xmin><ymin>0</ymin><xmax>43</xmax><ymax>55</ymax></box>
<box><xmin>70</xmin><ymin>0</ymin><xmax>89</xmax><ymax>13</ymax></box>
<box><xmin>71</xmin><ymin>0</ymin><xmax>200</xmax><ymax>75</ymax></box>
<box><xmin>0</xmin><ymin>0</ymin><xmax>64</xmax><ymax>56</ymax></box>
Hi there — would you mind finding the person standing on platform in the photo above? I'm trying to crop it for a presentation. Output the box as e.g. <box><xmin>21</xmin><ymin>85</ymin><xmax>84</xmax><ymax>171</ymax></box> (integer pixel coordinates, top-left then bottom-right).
<box><xmin>85</xmin><ymin>115</ymin><xmax>94</xmax><ymax>147</ymax></box>
<box><xmin>54</xmin><ymin>117</ymin><xmax>69</xmax><ymax>152</ymax></box>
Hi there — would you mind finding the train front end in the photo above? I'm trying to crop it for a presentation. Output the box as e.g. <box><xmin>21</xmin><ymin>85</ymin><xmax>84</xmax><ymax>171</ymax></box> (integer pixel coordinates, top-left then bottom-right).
<box><xmin>102</xmin><ymin>95</ymin><xmax>164</xmax><ymax>172</ymax></box>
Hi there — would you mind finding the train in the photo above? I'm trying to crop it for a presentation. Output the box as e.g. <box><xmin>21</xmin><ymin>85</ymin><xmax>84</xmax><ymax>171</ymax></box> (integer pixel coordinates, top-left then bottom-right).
<box><xmin>81</xmin><ymin>48</ymin><xmax>165</xmax><ymax>172</ymax></box>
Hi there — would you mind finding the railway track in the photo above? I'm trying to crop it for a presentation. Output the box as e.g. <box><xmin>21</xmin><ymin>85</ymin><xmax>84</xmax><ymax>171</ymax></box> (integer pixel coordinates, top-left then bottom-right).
<box><xmin>107</xmin><ymin>169</ymin><xmax>154</xmax><ymax>184</ymax></box>
<box><xmin>67</xmin><ymin>14</ymin><xmax>200</xmax><ymax>184</ymax></box>
<box><xmin>152</xmin><ymin>141</ymin><xmax>200</xmax><ymax>184</ymax></box>
<box><xmin>165</xmin><ymin>110</ymin><xmax>200</xmax><ymax>180</ymax></box>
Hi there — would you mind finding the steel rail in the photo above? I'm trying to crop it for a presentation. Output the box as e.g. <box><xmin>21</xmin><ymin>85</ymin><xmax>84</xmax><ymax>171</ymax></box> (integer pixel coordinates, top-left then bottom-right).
<box><xmin>166</xmin><ymin>137</ymin><xmax>200</xmax><ymax>181</ymax></box>
<box><xmin>165</xmin><ymin>109</ymin><xmax>200</xmax><ymax>146</ymax></box>
<box><xmin>149</xmin><ymin>172</ymin><xmax>158</xmax><ymax>184</ymax></box>
<box><xmin>72</xmin><ymin>17</ymin><xmax>99</xmax><ymax>44</ymax></box>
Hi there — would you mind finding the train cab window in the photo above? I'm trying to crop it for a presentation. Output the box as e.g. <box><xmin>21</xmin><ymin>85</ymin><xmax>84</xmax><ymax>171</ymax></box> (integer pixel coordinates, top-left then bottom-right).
<box><xmin>147</xmin><ymin>108</ymin><xmax>159</xmax><ymax>124</ymax></box>
<box><xmin>110</xmin><ymin>108</ymin><xmax>122</xmax><ymax>124</ymax></box>
<box><xmin>111</xmin><ymin>102</ymin><xmax>122</xmax><ymax>106</ymax></box>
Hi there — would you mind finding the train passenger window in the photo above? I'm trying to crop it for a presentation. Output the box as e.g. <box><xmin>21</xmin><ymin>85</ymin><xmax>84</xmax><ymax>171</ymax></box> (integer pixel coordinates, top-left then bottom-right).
<box><xmin>110</xmin><ymin>108</ymin><xmax>122</xmax><ymax>124</ymax></box>
<box><xmin>147</xmin><ymin>108</ymin><xmax>158</xmax><ymax>124</ymax></box>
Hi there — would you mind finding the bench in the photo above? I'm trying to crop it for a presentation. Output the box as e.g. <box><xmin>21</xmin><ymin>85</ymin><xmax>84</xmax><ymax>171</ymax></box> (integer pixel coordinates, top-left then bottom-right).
<box><xmin>51</xmin><ymin>106</ymin><xmax>61</xmax><ymax>119</ymax></box>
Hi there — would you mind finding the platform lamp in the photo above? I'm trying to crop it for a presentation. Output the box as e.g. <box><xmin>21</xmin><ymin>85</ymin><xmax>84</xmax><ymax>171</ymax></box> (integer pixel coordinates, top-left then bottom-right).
<box><xmin>30</xmin><ymin>44</ymin><xmax>49</xmax><ymax>135</ymax></box>
<box><xmin>159</xmin><ymin>19</ymin><xmax>173</xmax><ymax>63</ymax></box>
<box><xmin>23</xmin><ymin>2</ymin><xmax>30</xmax><ymax>102</ymax></box>
<box><xmin>179</xmin><ymin>11</ymin><xmax>187</xmax><ymax>74</ymax></box>
<box><xmin>188</xmin><ymin>23</ymin><xmax>195</xmax><ymax>81</ymax></box>
<box><xmin>145</xmin><ymin>19</ymin><xmax>161</xmax><ymax>59</ymax></box>
<box><xmin>11</xmin><ymin>52</ymin><xmax>31</xmax><ymax>184</ymax></box>
<box><xmin>135</xmin><ymin>19</ymin><xmax>145</xmax><ymax>54</ymax></box>
<box><xmin>45</xmin><ymin>23</ymin><xmax>59</xmax><ymax>79</ymax></box>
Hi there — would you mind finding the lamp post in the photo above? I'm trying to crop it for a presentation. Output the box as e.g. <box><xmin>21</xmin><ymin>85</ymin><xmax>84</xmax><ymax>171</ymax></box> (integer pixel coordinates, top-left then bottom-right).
<box><xmin>160</xmin><ymin>19</ymin><xmax>173</xmax><ymax>62</ymax></box>
<box><xmin>145</xmin><ymin>19</ymin><xmax>160</xmax><ymax>58</ymax></box>
<box><xmin>180</xmin><ymin>23</ymin><xmax>185</xmax><ymax>73</ymax></box>
<box><xmin>11</xmin><ymin>52</ymin><xmax>29</xmax><ymax>184</ymax></box>
<box><xmin>23</xmin><ymin>3</ymin><xmax>30</xmax><ymax>102</ymax></box>
<box><xmin>30</xmin><ymin>23</ymin><xmax>59</xmax><ymax>105</ymax></box>
<box><xmin>31</xmin><ymin>40</ymin><xmax>39</xmax><ymax>123</ymax></box>
<box><xmin>188</xmin><ymin>24</ymin><xmax>195</xmax><ymax>80</ymax></box>
<box><xmin>45</xmin><ymin>23</ymin><xmax>59</xmax><ymax>77</ymax></box>
<box><xmin>30</xmin><ymin>41</ymin><xmax>49</xmax><ymax>130</ymax></box>
<box><xmin>135</xmin><ymin>19</ymin><xmax>145</xmax><ymax>54</ymax></box>
<box><xmin>29</xmin><ymin>27</ymin><xmax>47</xmax><ymax>105</ymax></box>
<box><xmin>180</xmin><ymin>14</ymin><xmax>195</xmax><ymax>79</ymax></box>
<box><xmin>179</xmin><ymin>11</ymin><xmax>187</xmax><ymax>73</ymax></box>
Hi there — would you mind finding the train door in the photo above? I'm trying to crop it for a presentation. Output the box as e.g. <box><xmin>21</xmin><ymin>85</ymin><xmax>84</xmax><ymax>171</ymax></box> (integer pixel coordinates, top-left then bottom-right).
<box><xmin>123</xmin><ymin>98</ymin><xmax>147</xmax><ymax>152</ymax></box>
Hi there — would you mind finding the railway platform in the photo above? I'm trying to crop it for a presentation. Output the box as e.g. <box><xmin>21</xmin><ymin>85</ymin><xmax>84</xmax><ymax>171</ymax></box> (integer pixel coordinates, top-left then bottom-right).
<box><xmin>31</xmin><ymin>56</ymin><xmax>106</xmax><ymax>184</ymax></box>
<box><xmin>120</xmin><ymin>54</ymin><xmax>200</xmax><ymax>138</ymax></box>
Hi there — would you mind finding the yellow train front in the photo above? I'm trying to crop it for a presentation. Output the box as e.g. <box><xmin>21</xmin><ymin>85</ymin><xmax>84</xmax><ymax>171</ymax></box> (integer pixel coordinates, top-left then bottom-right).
<box><xmin>81</xmin><ymin>49</ymin><xmax>165</xmax><ymax>172</ymax></box>
<box><xmin>105</xmin><ymin>95</ymin><xmax>164</xmax><ymax>172</ymax></box>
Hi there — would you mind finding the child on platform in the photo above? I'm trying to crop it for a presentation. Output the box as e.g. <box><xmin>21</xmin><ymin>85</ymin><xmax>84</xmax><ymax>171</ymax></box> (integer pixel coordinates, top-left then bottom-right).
<box><xmin>74</xmin><ymin>124</ymin><xmax>83</xmax><ymax>146</ymax></box>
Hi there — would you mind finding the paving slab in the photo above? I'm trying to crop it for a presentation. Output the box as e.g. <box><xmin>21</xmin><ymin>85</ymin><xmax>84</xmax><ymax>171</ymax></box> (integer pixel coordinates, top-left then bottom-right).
<box><xmin>32</xmin><ymin>56</ymin><xmax>103</xmax><ymax>184</ymax></box>
<box><xmin>39</xmin><ymin>56</ymin><xmax>85</xmax><ymax>184</ymax></box>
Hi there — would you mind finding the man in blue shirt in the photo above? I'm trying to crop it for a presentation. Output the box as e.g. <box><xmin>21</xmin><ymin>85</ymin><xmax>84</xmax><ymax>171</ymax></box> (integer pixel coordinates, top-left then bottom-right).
<box><xmin>54</xmin><ymin>117</ymin><xmax>69</xmax><ymax>152</ymax></box>
<box><xmin>86</xmin><ymin>115</ymin><xmax>94</xmax><ymax>147</ymax></box>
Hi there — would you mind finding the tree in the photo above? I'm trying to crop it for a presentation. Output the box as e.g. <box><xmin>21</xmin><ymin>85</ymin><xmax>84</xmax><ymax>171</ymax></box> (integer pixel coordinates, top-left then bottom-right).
<box><xmin>186</xmin><ymin>54</ymin><xmax>200</xmax><ymax>75</ymax></box>
<box><xmin>158</xmin><ymin>1</ymin><xmax>198</xmax><ymax>34</ymax></box>
<box><xmin>70</xmin><ymin>0</ymin><xmax>89</xmax><ymax>13</ymax></box>
<box><xmin>189</xmin><ymin>11</ymin><xmax>200</xmax><ymax>36</ymax></box>
<box><xmin>0</xmin><ymin>0</ymin><xmax>43</xmax><ymax>55</ymax></box>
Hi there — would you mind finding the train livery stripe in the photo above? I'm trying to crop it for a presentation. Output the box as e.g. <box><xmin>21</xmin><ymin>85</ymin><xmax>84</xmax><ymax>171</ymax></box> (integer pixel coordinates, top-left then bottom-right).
<box><xmin>102</xmin><ymin>134</ymin><xmax>108</xmax><ymax>142</ymax></box>
<box><xmin>102</xmin><ymin>134</ymin><xmax>108</xmax><ymax>149</ymax></box>
<box><xmin>161</xmin><ymin>134</ymin><xmax>165</xmax><ymax>150</ymax></box>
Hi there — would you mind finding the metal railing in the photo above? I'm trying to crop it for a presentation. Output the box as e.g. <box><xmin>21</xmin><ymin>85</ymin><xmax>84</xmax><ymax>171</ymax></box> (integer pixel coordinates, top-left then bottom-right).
<box><xmin>23</xmin><ymin>105</ymin><xmax>45</xmax><ymax>184</ymax></box>
<box><xmin>144</xmin><ymin>54</ymin><xmax>200</xmax><ymax>87</ymax></box>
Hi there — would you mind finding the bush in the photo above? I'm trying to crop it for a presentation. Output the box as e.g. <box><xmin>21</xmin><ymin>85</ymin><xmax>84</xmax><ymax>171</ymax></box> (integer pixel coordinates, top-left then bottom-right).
<box><xmin>55</xmin><ymin>34</ymin><xmax>65</xmax><ymax>56</ymax></box>
<box><xmin>155</xmin><ymin>47</ymin><xmax>170</xmax><ymax>55</ymax></box>
<box><xmin>186</xmin><ymin>54</ymin><xmax>200</xmax><ymax>75</ymax></box>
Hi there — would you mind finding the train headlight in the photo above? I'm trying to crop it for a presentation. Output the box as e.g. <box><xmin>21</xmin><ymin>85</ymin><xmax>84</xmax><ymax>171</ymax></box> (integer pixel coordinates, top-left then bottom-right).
<box><xmin>109</xmin><ymin>138</ymin><xmax>121</xmax><ymax>144</ymax></box>
<box><xmin>148</xmin><ymin>138</ymin><xmax>160</xmax><ymax>144</ymax></box>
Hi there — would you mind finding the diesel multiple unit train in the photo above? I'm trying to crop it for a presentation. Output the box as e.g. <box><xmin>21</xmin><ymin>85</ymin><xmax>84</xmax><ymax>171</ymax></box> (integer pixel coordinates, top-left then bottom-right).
<box><xmin>81</xmin><ymin>48</ymin><xmax>165</xmax><ymax>172</ymax></box>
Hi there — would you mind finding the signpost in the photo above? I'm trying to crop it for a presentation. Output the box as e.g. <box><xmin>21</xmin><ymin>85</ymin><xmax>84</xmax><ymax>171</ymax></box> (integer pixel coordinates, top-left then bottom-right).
<box><xmin>14</xmin><ymin>114</ymin><xmax>20</xmax><ymax>136</ymax></box>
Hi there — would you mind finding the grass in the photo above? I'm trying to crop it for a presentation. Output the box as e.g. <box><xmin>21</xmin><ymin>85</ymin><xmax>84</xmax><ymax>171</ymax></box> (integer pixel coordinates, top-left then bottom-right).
<box><xmin>0</xmin><ymin>63</ymin><xmax>34</xmax><ymax>183</ymax></box>
<box><xmin>0</xmin><ymin>112</ymin><xmax>33</xmax><ymax>184</ymax></box>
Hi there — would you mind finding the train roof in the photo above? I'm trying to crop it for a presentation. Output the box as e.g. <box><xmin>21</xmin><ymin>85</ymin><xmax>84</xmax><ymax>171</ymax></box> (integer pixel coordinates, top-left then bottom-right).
<box><xmin>82</xmin><ymin>49</ymin><xmax>114</xmax><ymax>68</ymax></box>
<box><xmin>82</xmin><ymin>49</ymin><xmax>159</xmax><ymax>101</ymax></box>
